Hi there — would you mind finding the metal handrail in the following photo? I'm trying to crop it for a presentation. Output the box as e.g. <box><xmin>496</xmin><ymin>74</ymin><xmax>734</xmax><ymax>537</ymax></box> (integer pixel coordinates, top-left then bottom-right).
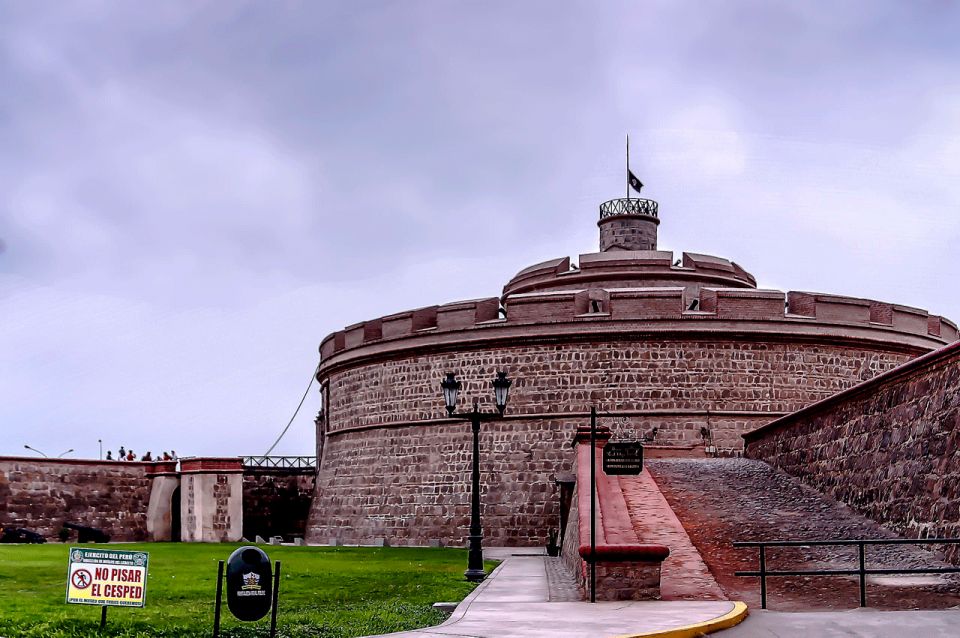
<box><xmin>599</xmin><ymin>198</ymin><xmax>659</xmax><ymax>219</ymax></box>
<box><xmin>242</xmin><ymin>456</ymin><xmax>316</xmax><ymax>469</ymax></box>
<box><xmin>734</xmin><ymin>538</ymin><xmax>960</xmax><ymax>609</ymax></box>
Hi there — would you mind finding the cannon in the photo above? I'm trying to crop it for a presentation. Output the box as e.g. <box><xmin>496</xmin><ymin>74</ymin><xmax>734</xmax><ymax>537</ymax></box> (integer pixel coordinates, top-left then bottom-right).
<box><xmin>63</xmin><ymin>522</ymin><xmax>111</xmax><ymax>543</ymax></box>
<box><xmin>0</xmin><ymin>527</ymin><xmax>47</xmax><ymax>544</ymax></box>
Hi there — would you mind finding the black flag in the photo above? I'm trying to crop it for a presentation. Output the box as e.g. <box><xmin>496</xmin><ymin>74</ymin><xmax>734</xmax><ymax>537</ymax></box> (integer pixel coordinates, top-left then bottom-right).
<box><xmin>628</xmin><ymin>170</ymin><xmax>643</xmax><ymax>194</ymax></box>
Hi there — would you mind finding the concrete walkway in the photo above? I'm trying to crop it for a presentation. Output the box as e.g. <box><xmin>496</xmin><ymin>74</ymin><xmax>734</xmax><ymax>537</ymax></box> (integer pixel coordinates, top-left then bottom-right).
<box><xmin>366</xmin><ymin>549</ymin><xmax>744</xmax><ymax>638</ymax></box>
<box><xmin>719</xmin><ymin>609</ymin><xmax>960</xmax><ymax>637</ymax></box>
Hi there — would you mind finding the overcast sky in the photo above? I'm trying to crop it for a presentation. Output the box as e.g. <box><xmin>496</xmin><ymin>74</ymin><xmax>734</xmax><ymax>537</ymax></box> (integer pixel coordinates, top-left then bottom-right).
<box><xmin>2</xmin><ymin>1</ymin><xmax>959</xmax><ymax>460</ymax></box>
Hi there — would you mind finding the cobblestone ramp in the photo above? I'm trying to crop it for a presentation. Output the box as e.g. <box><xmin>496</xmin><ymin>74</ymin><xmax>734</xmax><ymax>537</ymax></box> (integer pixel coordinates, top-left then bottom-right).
<box><xmin>648</xmin><ymin>458</ymin><xmax>960</xmax><ymax>611</ymax></box>
<box><xmin>619</xmin><ymin>470</ymin><xmax>728</xmax><ymax>601</ymax></box>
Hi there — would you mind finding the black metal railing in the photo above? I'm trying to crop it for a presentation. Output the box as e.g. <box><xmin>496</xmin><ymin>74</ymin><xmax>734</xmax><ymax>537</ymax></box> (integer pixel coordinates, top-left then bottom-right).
<box><xmin>734</xmin><ymin>538</ymin><xmax>960</xmax><ymax>609</ymax></box>
<box><xmin>242</xmin><ymin>456</ymin><xmax>317</xmax><ymax>469</ymax></box>
<box><xmin>599</xmin><ymin>198</ymin><xmax>659</xmax><ymax>219</ymax></box>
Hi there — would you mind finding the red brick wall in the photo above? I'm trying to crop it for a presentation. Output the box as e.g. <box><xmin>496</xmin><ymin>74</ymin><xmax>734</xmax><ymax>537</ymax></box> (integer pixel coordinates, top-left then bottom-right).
<box><xmin>0</xmin><ymin>458</ymin><xmax>153</xmax><ymax>541</ymax></box>
<box><xmin>744</xmin><ymin>341</ymin><xmax>960</xmax><ymax>561</ymax></box>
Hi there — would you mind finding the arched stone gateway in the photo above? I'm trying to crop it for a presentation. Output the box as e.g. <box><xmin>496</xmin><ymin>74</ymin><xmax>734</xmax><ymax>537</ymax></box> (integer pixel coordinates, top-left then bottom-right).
<box><xmin>307</xmin><ymin>193</ymin><xmax>957</xmax><ymax>548</ymax></box>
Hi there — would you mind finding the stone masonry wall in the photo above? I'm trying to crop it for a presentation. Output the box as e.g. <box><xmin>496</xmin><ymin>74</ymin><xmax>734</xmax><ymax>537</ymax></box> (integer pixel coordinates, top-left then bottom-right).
<box><xmin>0</xmin><ymin>458</ymin><xmax>152</xmax><ymax>541</ymax></box>
<box><xmin>243</xmin><ymin>468</ymin><xmax>316</xmax><ymax>541</ymax></box>
<box><xmin>599</xmin><ymin>216</ymin><xmax>658</xmax><ymax>252</ymax></box>
<box><xmin>309</xmin><ymin>419</ymin><xmax>573</xmax><ymax>546</ymax></box>
<box><xmin>744</xmin><ymin>341</ymin><xmax>960</xmax><ymax>562</ymax></box>
<box><xmin>325</xmin><ymin>340</ymin><xmax>911</xmax><ymax>448</ymax></box>
<box><xmin>308</xmin><ymin>339</ymin><xmax>914</xmax><ymax>546</ymax></box>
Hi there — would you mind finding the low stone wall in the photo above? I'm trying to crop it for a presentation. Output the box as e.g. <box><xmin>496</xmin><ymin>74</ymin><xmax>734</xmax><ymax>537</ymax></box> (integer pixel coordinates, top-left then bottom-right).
<box><xmin>0</xmin><ymin>457</ymin><xmax>153</xmax><ymax>541</ymax></box>
<box><xmin>0</xmin><ymin>456</ymin><xmax>313</xmax><ymax>545</ymax></box>
<box><xmin>560</xmin><ymin>427</ymin><xmax>670</xmax><ymax>600</ymax></box>
<box><xmin>243</xmin><ymin>467</ymin><xmax>316</xmax><ymax>540</ymax></box>
<box><xmin>744</xmin><ymin>340</ymin><xmax>960</xmax><ymax>562</ymax></box>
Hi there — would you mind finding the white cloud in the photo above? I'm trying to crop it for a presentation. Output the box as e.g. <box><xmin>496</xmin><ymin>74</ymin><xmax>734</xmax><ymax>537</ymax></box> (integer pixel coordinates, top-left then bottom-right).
<box><xmin>1</xmin><ymin>1</ymin><xmax>959</xmax><ymax>460</ymax></box>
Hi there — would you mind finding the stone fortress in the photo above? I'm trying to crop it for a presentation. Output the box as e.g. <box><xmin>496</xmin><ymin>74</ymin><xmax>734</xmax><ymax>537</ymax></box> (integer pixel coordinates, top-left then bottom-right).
<box><xmin>3</xmin><ymin>186</ymin><xmax>960</xmax><ymax>593</ymax></box>
<box><xmin>305</xmin><ymin>191</ymin><xmax>958</xmax><ymax>548</ymax></box>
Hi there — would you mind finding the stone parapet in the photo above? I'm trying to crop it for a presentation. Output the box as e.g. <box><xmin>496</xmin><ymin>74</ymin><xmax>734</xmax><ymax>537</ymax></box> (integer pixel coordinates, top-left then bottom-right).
<box><xmin>319</xmin><ymin>286</ymin><xmax>955</xmax><ymax>372</ymax></box>
<box><xmin>145</xmin><ymin>460</ymin><xmax>178</xmax><ymax>476</ymax></box>
<box><xmin>501</xmin><ymin>250</ymin><xmax>757</xmax><ymax>299</ymax></box>
<box><xmin>559</xmin><ymin>436</ymin><xmax>670</xmax><ymax>600</ymax></box>
<box><xmin>744</xmin><ymin>340</ymin><xmax>960</xmax><ymax>562</ymax></box>
<box><xmin>179</xmin><ymin>457</ymin><xmax>244</xmax><ymax>473</ymax></box>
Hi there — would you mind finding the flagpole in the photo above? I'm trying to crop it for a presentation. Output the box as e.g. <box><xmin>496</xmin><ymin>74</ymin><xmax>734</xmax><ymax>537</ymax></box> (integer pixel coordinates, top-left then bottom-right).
<box><xmin>626</xmin><ymin>134</ymin><xmax>630</xmax><ymax>199</ymax></box>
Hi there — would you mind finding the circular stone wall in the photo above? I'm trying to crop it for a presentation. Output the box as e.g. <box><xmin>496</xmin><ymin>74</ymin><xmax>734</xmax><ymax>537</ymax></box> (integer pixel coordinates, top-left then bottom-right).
<box><xmin>308</xmin><ymin>334</ymin><xmax>927</xmax><ymax>546</ymax></box>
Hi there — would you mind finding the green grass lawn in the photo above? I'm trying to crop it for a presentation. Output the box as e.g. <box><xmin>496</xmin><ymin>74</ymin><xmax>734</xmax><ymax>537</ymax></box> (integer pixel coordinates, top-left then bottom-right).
<box><xmin>0</xmin><ymin>543</ymin><xmax>498</xmax><ymax>638</ymax></box>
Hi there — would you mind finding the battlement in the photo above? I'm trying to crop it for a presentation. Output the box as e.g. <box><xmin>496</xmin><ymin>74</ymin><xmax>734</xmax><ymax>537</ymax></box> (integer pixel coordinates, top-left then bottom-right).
<box><xmin>318</xmin><ymin>286</ymin><xmax>958</xmax><ymax>365</ymax></box>
<box><xmin>501</xmin><ymin>250</ymin><xmax>756</xmax><ymax>300</ymax></box>
<box><xmin>320</xmin><ymin>297</ymin><xmax>504</xmax><ymax>359</ymax></box>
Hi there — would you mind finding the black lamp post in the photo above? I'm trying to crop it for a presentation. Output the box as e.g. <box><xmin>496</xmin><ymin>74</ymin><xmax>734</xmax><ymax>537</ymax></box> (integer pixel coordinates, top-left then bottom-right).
<box><xmin>441</xmin><ymin>371</ymin><xmax>512</xmax><ymax>582</ymax></box>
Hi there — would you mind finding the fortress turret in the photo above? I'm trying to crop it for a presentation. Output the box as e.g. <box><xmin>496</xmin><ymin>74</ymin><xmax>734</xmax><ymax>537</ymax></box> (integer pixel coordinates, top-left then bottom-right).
<box><xmin>598</xmin><ymin>197</ymin><xmax>660</xmax><ymax>251</ymax></box>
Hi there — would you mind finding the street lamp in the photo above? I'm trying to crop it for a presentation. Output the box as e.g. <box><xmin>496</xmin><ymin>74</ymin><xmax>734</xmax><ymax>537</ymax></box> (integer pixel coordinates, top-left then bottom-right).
<box><xmin>23</xmin><ymin>445</ymin><xmax>47</xmax><ymax>457</ymax></box>
<box><xmin>440</xmin><ymin>371</ymin><xmax>513</xmax><ymax>582</ymax></box>
<box><xmin>58</xmin><ymin>449</ymin><xmax>74</xmax><ymax>458</ymax></box>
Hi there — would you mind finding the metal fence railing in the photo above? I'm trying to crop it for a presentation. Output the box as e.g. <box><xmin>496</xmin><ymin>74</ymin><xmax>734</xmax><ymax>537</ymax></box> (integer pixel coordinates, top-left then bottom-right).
<box><xmin>734</xmin><ymin>538</ymin><xmax>960</xmax><ymax>609</ymax></box>
<box><xmin>242</xmin><ymin>456</ymin><xmax>316</xmax><ymax>469</ymax></box>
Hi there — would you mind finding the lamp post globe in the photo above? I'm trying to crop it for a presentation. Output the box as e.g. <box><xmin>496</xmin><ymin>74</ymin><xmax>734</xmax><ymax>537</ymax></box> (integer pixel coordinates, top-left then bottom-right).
<box><xmin>492</xmin><ymin>371</ymin><xmax>512</xmax><ymax>415</ymax></box>
<box><xmin>441</xmin><ymin>372</ymin><xmax>462</xmax><ymax>415</ymax></box>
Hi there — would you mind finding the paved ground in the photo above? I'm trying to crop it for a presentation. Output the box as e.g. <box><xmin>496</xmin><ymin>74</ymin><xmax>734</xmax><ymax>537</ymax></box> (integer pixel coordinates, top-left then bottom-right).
<box><xmin>647</xmin><ymin>459</ymin><xmax>960</xmax><ymax>611</ymax></box>
<box><xmin>543</xmin><ymin>556</ymin><xmax>580</xmax><ymax>602</ymax></box>
<box><xmin>367</xmin><ymin>550</ymin><xmax>740</xmax><ymax>638</ymax></box>
<box><xmin>620</xmin><ymin>470</ymin><xmax>727</xmax><ymax>600</ymax></box>
<box><xmin>719</xmin><ymin>609</ymin><xmax>960</xmax><ymax>637</ymax></box>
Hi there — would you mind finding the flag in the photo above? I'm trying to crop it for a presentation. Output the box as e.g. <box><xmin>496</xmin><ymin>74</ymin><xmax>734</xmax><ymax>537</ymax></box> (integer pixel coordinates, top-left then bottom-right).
<box><xmin>628</xmin><ymin>170</ymin><xmax>643</xmax><ymax>194</ymax></box>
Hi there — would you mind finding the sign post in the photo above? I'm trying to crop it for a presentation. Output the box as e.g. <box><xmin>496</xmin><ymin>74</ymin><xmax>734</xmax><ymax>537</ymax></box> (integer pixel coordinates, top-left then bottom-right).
<box><xmin>590</xmin><ymin>406</ymin><xmax>596</xmax><ymax>604</ymax></box>
<box><xmin>66</xmin><ymin>547</ymin><xmax>149</xmax><ymax>630</ymax></box>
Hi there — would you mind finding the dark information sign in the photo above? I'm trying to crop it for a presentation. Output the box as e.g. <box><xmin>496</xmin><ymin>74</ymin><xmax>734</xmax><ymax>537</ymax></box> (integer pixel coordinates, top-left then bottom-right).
<box><xmin>603</xmin><ymin>441</ymin><xmax>644</xmax><ymax>475</ymax></box>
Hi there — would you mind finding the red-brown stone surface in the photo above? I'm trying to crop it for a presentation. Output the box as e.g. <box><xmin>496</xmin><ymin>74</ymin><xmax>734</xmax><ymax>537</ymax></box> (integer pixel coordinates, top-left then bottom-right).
<box><xmin>620</xmin><ymin>471</ymin><xmax>727</xmax><ymax>600</ymax></box>
<box><xmin>648</xmin><ymin>459</ymin><xmax>960</xmax><ymax>611</ymax></box>
<box><xmin>309</xmin><ymin>340</ymin><xmax>914</xmax><ymax>546</ymax></box>
<box><xmin>0</xmin><ymin>457</ymin><xmax>152</xmax><ymax>541</ymax></box>
<box><xmin>309</xmin><ymin>419</ymin><xmax>573</xmax><ymax>546</ymax></box>
<box><xmin>242</xmin><ymin>468</ymin><xmax>315</xmax><ymax>540</ymax></box>
<box><xmin>745</xmin><ymin>340</ymin><xmax>960</xmax><ymax>563</ymax></box>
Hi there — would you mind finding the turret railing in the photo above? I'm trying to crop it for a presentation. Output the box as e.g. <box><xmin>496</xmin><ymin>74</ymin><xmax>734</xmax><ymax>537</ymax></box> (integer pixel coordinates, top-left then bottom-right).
<box><xmin>599</xmin><ymin>198</ymin><xmax>659</xmax><ymax>219</ymax></box>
